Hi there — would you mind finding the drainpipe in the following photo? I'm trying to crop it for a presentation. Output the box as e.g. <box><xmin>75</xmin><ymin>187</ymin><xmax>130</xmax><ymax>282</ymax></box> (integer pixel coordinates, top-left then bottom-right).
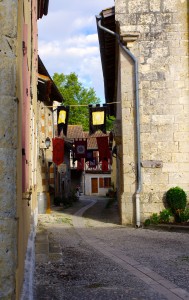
<box><xmin>96</xmin><ymin>15</ymin><xmax>142</xmax><ymax>227</ymax></box>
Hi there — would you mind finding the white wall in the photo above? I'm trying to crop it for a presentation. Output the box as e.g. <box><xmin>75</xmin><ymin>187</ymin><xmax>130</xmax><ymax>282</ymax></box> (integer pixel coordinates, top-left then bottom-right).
<box><xmin>84</xmin><ymin>173</ymin><xmax>111</xmax><ymax>196</ymax></box>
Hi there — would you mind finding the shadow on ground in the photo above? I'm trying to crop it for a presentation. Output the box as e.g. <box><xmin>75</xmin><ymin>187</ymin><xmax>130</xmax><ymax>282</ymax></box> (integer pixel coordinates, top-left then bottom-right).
<box><xmin>49</xmin><ymin>196</ymin><xmax>120</xmax><ymax>225</ymax></box>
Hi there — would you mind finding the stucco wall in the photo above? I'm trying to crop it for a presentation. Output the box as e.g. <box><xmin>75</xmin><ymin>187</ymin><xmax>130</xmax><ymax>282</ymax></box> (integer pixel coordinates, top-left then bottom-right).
<box><xmin>115</xmin><ymin>0</ymin><xmax>189</xmax><ymax>224</ymax></box>
<box><xmin>85</xmin><ymin>173</ymin><xmax>112</xmax><ymax>196</ymax></box>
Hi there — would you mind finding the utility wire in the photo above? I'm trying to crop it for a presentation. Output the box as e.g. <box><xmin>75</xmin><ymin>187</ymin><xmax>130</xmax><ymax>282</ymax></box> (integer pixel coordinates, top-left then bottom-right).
<box><xmin>44</xmin><ymin>101</ymin><xmax>120</xmax><ymax>108</ymax></box>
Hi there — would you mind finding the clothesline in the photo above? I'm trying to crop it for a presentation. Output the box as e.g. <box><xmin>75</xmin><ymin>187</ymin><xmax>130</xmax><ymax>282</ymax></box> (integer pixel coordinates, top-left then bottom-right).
<box><xmin>43</xmin><ymin>101</ymin><xmax>120</xmax><ymax>108</ymax></box>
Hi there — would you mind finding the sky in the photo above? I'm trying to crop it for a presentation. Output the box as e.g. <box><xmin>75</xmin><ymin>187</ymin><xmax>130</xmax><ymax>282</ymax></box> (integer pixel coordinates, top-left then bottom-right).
<box><xmin>38</xmin><ymin>0</ymin><xmax>115</xmax><ymax>103</ymax></box>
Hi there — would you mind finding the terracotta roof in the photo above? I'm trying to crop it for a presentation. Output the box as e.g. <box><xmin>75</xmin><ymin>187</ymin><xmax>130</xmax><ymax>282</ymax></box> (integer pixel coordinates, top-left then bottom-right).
<box><xmin>84</xmin><ymin>131</ymin><xmax>109</xmax><ymax>150</ymax></box>
<box><xmin>66</xmin><ymin>125</ymin><xmax>84</xmax><ymax>140</ymax></box>
<box><xmin>65</xmin><ymin>126</ymin><xmax>109</xmax><ymax>150</ymax></box>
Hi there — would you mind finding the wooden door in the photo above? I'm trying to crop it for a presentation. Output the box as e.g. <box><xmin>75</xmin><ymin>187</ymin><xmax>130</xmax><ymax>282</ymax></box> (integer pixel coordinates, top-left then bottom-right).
<box><xmin>91</xmin><ymin>178</ymin><xmax>98</xmax><ymax>194</ymax></box>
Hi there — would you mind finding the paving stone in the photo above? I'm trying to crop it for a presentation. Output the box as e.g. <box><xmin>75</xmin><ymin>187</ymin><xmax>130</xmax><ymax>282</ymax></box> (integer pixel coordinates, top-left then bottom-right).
<box><xmin>34</xmin><ymin>196</ymin><xmax>189</xmax><ymax>300</ymax></box>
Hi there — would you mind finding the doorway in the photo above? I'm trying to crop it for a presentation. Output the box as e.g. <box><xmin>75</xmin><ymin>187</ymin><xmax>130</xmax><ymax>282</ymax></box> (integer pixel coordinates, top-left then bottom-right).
<box><xmin>91</xmin><ymin>178</ymin><xmax>98</xmax><ymax>194</ymax></box>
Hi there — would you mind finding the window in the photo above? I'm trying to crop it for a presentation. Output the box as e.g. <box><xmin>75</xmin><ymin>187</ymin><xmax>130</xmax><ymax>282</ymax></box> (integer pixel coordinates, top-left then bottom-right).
<box><xmin>99</xmin><ymin>178</ymin><xmax>104</xmax><ymax>188</ymax></box>
<box><xmin>99</xmin><ymin>177</ymin><xmax>111</xmax><ymax>188</ymax></box>
<box><xmin>104</xmin><ymin>177</ymin><xmax>111</xmax><ymax>188</ymax></box>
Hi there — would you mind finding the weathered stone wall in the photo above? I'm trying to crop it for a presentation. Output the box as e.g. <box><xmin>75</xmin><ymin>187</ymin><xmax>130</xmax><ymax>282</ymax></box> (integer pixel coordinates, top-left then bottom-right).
<box><xmin>36</xmin><ymin>102</ymin><xmax>53</xmax><ymax>194</ymax></box>
<box><xmin>0</xmin><ymin>0</ymin><xmax>18</xmax><ymax>298</ymax></box>
<box><xmin>115</xmin><ymin>0</ymin><xmax>189</xmax><ymax>223</ymax></box>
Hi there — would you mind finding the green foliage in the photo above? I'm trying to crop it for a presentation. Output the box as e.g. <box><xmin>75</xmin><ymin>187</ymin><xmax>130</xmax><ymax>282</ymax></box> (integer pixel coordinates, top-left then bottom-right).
<box><xmin>150</xmin><ymin>213</ymin><xmax>160</xmax><ymax>224</ymax></box>
<box><xmin>178</xmin><ymin>208</ymin><xmax>189</xmax><ymax>222</ymax></box>
<box><xmin>159</xmin><ymin>208</ymin><xmax>173</xmax><ymax>223</ymax></box>
<box><xmin>106</xmin><ymin>115</ymin><xmax>116</xmax><ymax>131</ymax></box>
<box><xmin>53</xmin><ymin>72</ymin><xmax>115</xmax><ymax>131</ymax></box>
<box><xmin>144</xmin><ymin>218</ymin><xmax>151</xmax><ymax>226</ymax></box>
<box><xmin>144</xmin><ymin>209</ymin><xmax>173</xmax><ymax>226</ymax></box>
<box><xmin>166</xmin><ymin>187</ymin><xmax>187</xmax><ymax>222</ymax></box>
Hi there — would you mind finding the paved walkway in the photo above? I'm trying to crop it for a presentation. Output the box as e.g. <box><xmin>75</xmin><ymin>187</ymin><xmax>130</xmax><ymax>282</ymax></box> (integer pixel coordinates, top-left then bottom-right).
<box><xmin>34</xmin><ymin>196</ymin><xmax>189</xmax><ymax>300</ymax></box>
<box><xmin>74</xmin><ymin>197</ymin><xmax>189</xmax><ymax>300</ymax></box>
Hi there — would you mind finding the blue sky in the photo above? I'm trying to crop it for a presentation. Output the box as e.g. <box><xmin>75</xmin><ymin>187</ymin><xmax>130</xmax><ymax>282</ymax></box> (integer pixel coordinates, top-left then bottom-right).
<box><xmin>38</xmin><ymin>0</ymin><xmax>114</xmax><ymax>102</ymax></box>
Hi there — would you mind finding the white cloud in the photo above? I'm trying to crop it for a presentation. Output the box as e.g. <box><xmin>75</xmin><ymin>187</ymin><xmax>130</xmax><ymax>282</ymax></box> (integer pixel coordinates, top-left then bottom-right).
<box><xmin>38</xmin><ymin>0</ymin><xmax>114</xmax><ymax>102</ymax></box>
<box><xmin>66</xmin><ymin>34</ymin><xmax>98</xmax><ymax>46</ymax></box>
<box><xmin>64</xmin><ymin>47</ymin><xmax>98</xmax><ymax>57</ymax></box>
<box><xmin>72</xmin><ymin>16</ymin><xmax>94</xmax><ymax>30</ymax></box>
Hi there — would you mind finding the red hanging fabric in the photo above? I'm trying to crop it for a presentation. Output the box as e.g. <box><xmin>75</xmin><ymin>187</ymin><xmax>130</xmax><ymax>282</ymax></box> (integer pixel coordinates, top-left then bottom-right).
<box><xmin>52</xmin><ymin>138</ymin><xmax>64</xmax><ymax>165</ymax></box>
<box><xmin>96</xmin><ymin>136</ymin><xmax>111</xmax><ymax>162</ymax></box>
<box><xmin>74</xmin><ymin>139</ymin><xmax>87</xmax><ymax>159</ymax></box>
<box><xmin>77</xmin><ymin>158</ymin><xmax>85</xmax><ymax>171</ymax></box>
<box><xmin>102</xmin><ymin>159</ymin><xmax>109</xmax><ymax>171</ymax></box>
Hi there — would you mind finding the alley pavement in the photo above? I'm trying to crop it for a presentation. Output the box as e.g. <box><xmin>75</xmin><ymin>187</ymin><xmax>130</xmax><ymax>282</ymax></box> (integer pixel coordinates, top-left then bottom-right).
<box><xmin>34</xmin><ymin>196</ymin><xmax>189</xmax><ymax>300</ymax></box>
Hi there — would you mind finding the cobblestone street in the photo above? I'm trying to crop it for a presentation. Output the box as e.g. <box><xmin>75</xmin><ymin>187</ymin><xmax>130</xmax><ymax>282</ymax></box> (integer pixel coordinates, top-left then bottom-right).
<box><xmin>34</xmin><ymin>196</ymin><xmax>189</xmax><ymax>300</ymax></box>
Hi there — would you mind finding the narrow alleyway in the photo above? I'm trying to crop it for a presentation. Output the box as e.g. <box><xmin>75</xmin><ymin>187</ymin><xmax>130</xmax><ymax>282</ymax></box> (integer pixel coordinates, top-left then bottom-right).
<box><xmin>34</xmin><ymin>196</ymin><xmax>189</xmax><ymax>300</ymax></box>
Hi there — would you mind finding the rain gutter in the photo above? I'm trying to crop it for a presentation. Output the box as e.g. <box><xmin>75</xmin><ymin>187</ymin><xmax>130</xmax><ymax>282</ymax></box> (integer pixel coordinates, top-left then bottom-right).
<box><xmin>96</xmin><ymin>15</ymin><xmax>142</xmax><ymax>227</ymax></box>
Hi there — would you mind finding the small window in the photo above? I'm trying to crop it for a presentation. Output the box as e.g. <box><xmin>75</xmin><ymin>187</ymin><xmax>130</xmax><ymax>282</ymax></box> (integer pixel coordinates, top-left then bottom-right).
<box><xmin>99</xmin><ymin>177</ymin><xmax>111</xmax><ymax>188</ymax></box>
<box><xmin>104</xmin><ymin>177</ymin><xmax>111</xmax><ymax>188</ymax></box>
<box><xmin>99</xmin><ymin>177</ymin><xmax>104</xmax><ymax>188</ymax></box>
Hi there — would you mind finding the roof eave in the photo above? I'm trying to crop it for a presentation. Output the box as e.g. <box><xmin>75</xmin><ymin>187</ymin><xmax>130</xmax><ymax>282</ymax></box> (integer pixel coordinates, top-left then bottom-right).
<box><xmin>37</xmin><ymin>0</ymin><xmax>49</xmax><ymax>19</ymax></box>
<box><xmin>96</xmin><ymin>7</ymin><xmax>116</xmax><ymax>115</ymax></box>
<box><xmin>38</xmin><ymin>56</ymin><xmax>64</xmax><ymax>103</ymax></box>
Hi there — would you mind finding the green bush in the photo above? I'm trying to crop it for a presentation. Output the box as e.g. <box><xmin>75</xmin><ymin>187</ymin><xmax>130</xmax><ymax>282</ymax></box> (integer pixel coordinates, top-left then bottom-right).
<box><xmin>144</xmin><ymin>209</ymin><xmax>173</xmax><ymax>226</ymax></box>
<box><xmin>143</xmin><ymin>206</ymin><xmax>189</xmax><ymax>226</ymax></box>
<box><xmin>144</xmin><ymin>218</ymin><xmax>151</xmax><ymax>226</ymax></box>
<box><xmin>159</xmin><ymin>209</ymin><xmax>173</xmax><ymax>223</ymax></box>
<box><xmin>179</xmin><ymin>208</ymin><xmax>189</xmax><ymax>222</ymax></box>
<box><xmin>166</xmin><ymin>186</ymin><xmax>187</xmax><ymax>213</ymax></box>
<box><xmin>150</xmin><ymin>213</ymin><xmax>160</xmax><ymax>224</ymax></box>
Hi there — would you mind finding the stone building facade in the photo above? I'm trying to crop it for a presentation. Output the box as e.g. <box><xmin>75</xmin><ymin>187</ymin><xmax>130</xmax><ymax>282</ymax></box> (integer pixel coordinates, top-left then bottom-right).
<box><xmin>97</xmin><ymin>0</ymin><xmax>189</xmax><ymax>225</ymax></box>
<box><xmin>0</xmin><ymin>1</ymin><xmax>49</xmax><ymax>298</ymax></box>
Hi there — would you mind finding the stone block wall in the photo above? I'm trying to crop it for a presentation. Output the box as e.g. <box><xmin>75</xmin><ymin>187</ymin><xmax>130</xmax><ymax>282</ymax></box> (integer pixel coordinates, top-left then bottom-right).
<box><xmin>37</xmin><ymin>102</ymin><xmax>53</xmax><ymax>193</ymax></box>
<box><xmin>115</xmin><ymin>0</ymin><xmax>189</xmax><ymax>223</ymax></box>
<box><xmin>0</xmin><ymin>1</ymin><xmax>18</xmax><ymax>298</ymax></box>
